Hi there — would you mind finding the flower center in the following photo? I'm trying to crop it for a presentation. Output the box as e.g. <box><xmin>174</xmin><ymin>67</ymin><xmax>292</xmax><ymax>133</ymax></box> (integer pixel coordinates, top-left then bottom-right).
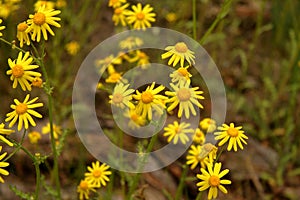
<box><xmin>227</xmin><ymin>127</ymin><xmax>238</xmax><ymax>137</ymax></box>
<box><xmin>175</xmin><ymin>126</ymin><xmax>181</xmax><ymax>134</ymax></box>
<box><xmin>130</xmin><ymin>113</ymin><xmax>139</xmax><ymax>121</ymax></box>
<box><xmin>12</xmin><ymin>64</ymin><xmax>24</xmax><ymax>78</ymax></box>
<box><xmin>16</xmin><ymin>103</ymin><xmax>28</xmax><ymax>115</ymax></box>
<box><xmin>112</xmin><ymin>93</ymin><xmax>123</xmax><ymax>104</ymax></box>
<box><xmin>92</xmin><ymin>169</ymin><xmax>102</xmax><ymax>178</ymax></box>
<box><xmin>136</xmin><ymin>12</ymin><xmax>145</xmax><ymax>20</ymax></box>
<box><xmin>32</xmin><ymin>77</ymin><xmax>43</xmax><ymax>87</ymax></box>
<box><xmin>141</xmin><ymin>91</ymin><xmax>153</xmax><ymax>104</ymax></box>
<box><xmin>79</xmin><ymin>180</ymin><xmax>89</xmax><ymax>190</ymax></box>
<box><xmin>209</xmin><ymin>175</ymin><xmax>220</xmax><ymax>187</ymax></box>
<box><xmin>177</xmin><ymin>88</ymin><xmax>191</xmax><ymax>101</ymax></box>
<box><xmin>175</xmin><ymin>42</ymin><xmax>188</xmax><ymax>53</ymax></box>
<box><xmin>33</xmin><ymin>12</ymin><xmax>46</xmax><ymax>25</ymax></box>
<box><xmin>109</xmin><ymin>73</ymin><xmax>121</xmax><ymax>82</ymax></box>
<box><xmin>17</xmin><ymin>23</ymin><xmax>28</xmax><ymax>32</ymax></box>
<box><xmin>177</xmin><ymin>67</ymin><xmax>188</xmax><ymax>77</ymax></box>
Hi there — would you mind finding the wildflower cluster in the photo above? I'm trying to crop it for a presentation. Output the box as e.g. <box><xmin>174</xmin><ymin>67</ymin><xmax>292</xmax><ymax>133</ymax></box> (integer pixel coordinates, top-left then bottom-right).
<box><xmin>77</xmin><ymin>161</ymin><xmax>112</xmax><ymax>200</ymax></box>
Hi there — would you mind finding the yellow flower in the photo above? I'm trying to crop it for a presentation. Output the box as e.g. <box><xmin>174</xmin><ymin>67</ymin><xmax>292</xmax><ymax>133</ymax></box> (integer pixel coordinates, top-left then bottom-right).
<box><xmin>170</xmin><ymin>65</ymin><xmax>192</xmax><ymax>86</ymax></box>
<box><xmin>161</xmin><ymin>42</ymin><xmax>195</xmax><ymax>67</ymax></box>
<box><xmin>5</xmin><ymin>94</ymin><xmax>43</xmax><ymax>131</ymax></box>
<box><xmin>197</xmin><ymin>162</ymin><xmax>231</xmax><ymax>200</ymax></box>
<box><xmin>31</xmin><ymin>77</ymin><xmax>43</xmax><ymax>88</ymax></box>
<box><xmin>119</xmin><ymin>36</ymin><xmax>143</xmax><ymax>50</ymax></box>
<box><xmin>166</xmin><ymin>12</ymin><xmax>177</xmax><ymax>23</ymax></box>
<box><xmin>0</xmin><ymin>19</ymin><xmax>5</xmax><ymax>37</ymax></box>
<box><xmin>84</xmin><ymin>161</ymin><xmax>112</xmax><ymax>188</ymax></box>
<box><xmin>105</xmin><ymin>65</ymin><xmax>125</xmax><ymax>83</ymax></box>
<box><xmin>16</xmin><ymin>22</ymin><xmax>30</xmax><ymax>47</ymax></box>
<box><xmin>42</xmin><ymin>122</ymin><xmax>62</xmax><ymax>140</ymax></box>
<box><xmin>193</xmin><ymin>128</ymin><xmax>206</xmax><ymax>144</ymax></box>
<box><xmin>214</xmin><ymin>123</ymin><xmax>248</xmax><ymax>151</ymax></box>
<box><xmin>6</xmin><ymin>51</ymin><xmax>41</xmax><ymax>91</ymax></box>
<box><xmin>200</xmin><ymin>118</ymin><xmax>217</xmax><ymax>133</ymax></box>
<box><xmin>95</xmin><ymin>54</ymin><xmax>122</xmax><ymax>75</ymax></box>
<box><xmin>125</xmin><ymin>3</ymin><xmax>156</xmax><ymax>30</ymax></box>
<box><xmin>65</xmin><ymin>41</ymin><xmax>80</xmax><ymax>56</ymax></box>
<box><xmin>77</xmin><ymin>179</ymin><xmax>96</xmax><ymax>200</ymax></box>
<box><xmin>34</xmin><ymin>1</ymin><xmax>55</xmax><ymax>11</ymax></box>
<box><xmin>165</xmin><ymin>82</ymin><xmax>204</xmax><ymax>119</ymax></box>
<box><xmin>132</xmin><ymin>82</ymin><xmax>167</xmax><ymax>120</ymax></box>
<box><xmin>129</xmin><ymin>50</ymin><xmax>150</xmax><ymax>69</ymax></box>
<box><xmin>124</xmin><ymin>108</ymin><xmax>146</xmax><ymax>129</ymax></box>
<box><xmin>55</xmin><ymin>0</ymin><xmax>67</xmax><ymax>8</ymax></box>
<box><xmin>0</xmin><ymin>0</ymin><xmax>20</xmax><ymax>18</ymax></box>
<box><xmin>163</xmin><ymin>121</ymin><xmax>194</xmax><ymax>144</ymax></box>
<box><xmin>108</xmin><ymin>0</ymin><xmax>126</xmax><ymax>8</ymax></box>
<box><xmin>0</xmin><ymin>146</ymin><xmax>9</xmax><ymax>183</ymax></box>
<box><xmin>112</xmin><ymin>3</ymin><xmax>129</xmax><ymax>26</ymax></box>
<box><xmin>28</xmin><ymin>131</ymin><xmax>41</xmax><ymax>144</ymax></box>
<box><xmin>26</xmin><ymin>5</ymin><xmax>61</xmax><ymax>42</ymax></box>
<box><xmin>109</xmin><ymin>83</ymin><xmax>135</xmax><ymax>109</ymax></box>
<box><xmin>0</xmin><ymin>123</ymin><xmax>14</xmax><ymax>146</ymax></box>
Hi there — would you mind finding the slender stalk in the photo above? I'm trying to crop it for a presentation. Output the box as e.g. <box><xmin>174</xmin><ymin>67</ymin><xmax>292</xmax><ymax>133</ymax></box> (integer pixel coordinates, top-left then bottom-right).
<box><xmin>175</xmin><ymin>164</ymin><xmax>189</xmax><ymax>200</ymax></box>
<box><xmin>0</xmin><ymin>38</ymin><xmax>27</xmax><ymax>53</ymax></box>
<box><xmin>195</xmin><ymin>191</ymin><xmax>203</xmax><ymax>200</ymax></box>
<box><xmin>192</xmin><ymin>0</ymin><xmax>197</xmax><ymax>40</ymax></box>
<box><xmin>4</xmin><ymin>130</ymin><xmax>26</xmax><ymax>162</ymax></box>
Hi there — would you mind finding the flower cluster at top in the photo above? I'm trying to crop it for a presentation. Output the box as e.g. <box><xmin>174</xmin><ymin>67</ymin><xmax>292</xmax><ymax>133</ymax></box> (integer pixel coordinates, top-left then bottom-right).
<box><xmin>77</xmin><ymin>161</ymin><xmax>112</xmax><ymax>200</ymax></box>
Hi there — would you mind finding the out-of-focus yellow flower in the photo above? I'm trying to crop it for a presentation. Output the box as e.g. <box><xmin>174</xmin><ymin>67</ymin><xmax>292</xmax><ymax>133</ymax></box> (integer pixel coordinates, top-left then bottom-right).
<box><xmin>166</xmin><ymin>12</ymin><xmax>177</xmax><ymax>23</ymax></box>
<box><xmin>124</xmin><ymin>108</ymin><xmax>146</xmax><ymax>129</ymax></box>
<box><xmin>31</xmin><ymin>77</ymin><xmax>43</xmax><ymax>88</ymax></box>
<box><xmin>0</xmin><ymin>123</ymin><xmax>14</xmax><ymax>146</ymax></box>
<box><xmin>119</xmin><ymin>36</ymin><xmax>143</xmax><ymax>50</ymax></box>
<box><xmin>108</xmin><ymin>0</ymin><xmax>126</xmax><ymax>8</ymax></box>
<box><xmin>0</xmin><ymin>19</ymin><xmax>5</xmax><ymax>37</ymax></box>
<box><xmin>193</xmin><ymin>128</ymin><xmax>205</xmax><ymax>144</ymax></box>
<box><xmin>65</xmin><ymin>41</ymin><xmax>80</xmax><ymax>56</ymax></box>
<box><xmin>84</xmin><ymin>161</ymin><xmax>112</xmax><ymax>187</ymax></box>
<box><xmin>200</xmin><ymin>118</ymin><xmax>217</xmax><ymax>133</ymax></box>
<box><xmin>163</xmin><ymin>121</ymin><xmax>194</xmax><ymax>145</ymax></box>
<box><xmin>77</xmin><ymin>179</ymin><xmax>96</xmax><ymax>200</ymax></box>
<box><xmin>42</xmin><ymin>122</ymin><xmax>62</xmax><ymax>140</ymax></box>
<box><xmin>95</xmin><ymin>54</ymin><xmax>122</xmax><ymax>75</ymax></box>
<box><xmin>129</xmin><ymin>50</ymin><xmax>150</xmax><ymax>69</ymax></box>
<box><xmin>28</xmin><ymin>131</ymin><xmax>41</xmax><ymax>144</ymax></box>
<box><xmin>56</xmin><ymin>0</ymin><xmax>67</xmax><ymax>8</ymax></box>
<box><xmin>34</xmin><ymin>1</ymin><xmax>55</xmax><ymax>11</ymax></box>
<box><xmin>170</xmin><ymin>65</ymin><xmax>192</xmax><ymax>86</ymax></box>
<box><xmin>16</xmin><ymin>22</ymin><xmax>30</xmax><ymax>47</ymax></box>
<box><xmin>0</xmin><ymin>146</ymin><xmax>10</xmax><ymax>183</ymax></box>
<box><xmin>112</xmin><ymin>3</ymin><xmax>129</xmax><ymax>26</ymax></box>
<box><xmin>0</xmin><ymin>0</ymin><xmax>21</xmax><ymax>19</ymax></box>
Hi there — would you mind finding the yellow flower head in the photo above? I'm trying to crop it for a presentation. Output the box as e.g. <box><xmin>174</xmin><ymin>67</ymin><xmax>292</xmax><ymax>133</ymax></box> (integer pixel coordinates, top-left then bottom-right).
<box><xmin>193</xmin><ymin>128</ymin><xmax>206</xmax><ymax>144</ymax></box>
<box><xmin>77</xmin><ymin>179</ymin><xmax>96</xmax><ymax>200</ymax></box>
<box><xmin>108</xmin><ymin>0</ymin><xmax>126</xmax><ymax>8</ymax></box>
<box><xmin>109</xmin><ymin>83</ymin><xmax>135</xmax><ymax>109</ymax></box>
<box><xmin>112</xmin><ymin>3</ymin><xmax>129</xmax><ymax>26</ymax></box>
<box><xmin>6</xmin><ymin>52</ymin><xmax>41</xmax><ymax>91</ymax></box>
<box><xmin>5</xmin><ymin>94</ymin><xmax>43</xmax><ymax>131</ymax></box>
<box><xmin>42</xmin><ymin>122</ymin><xmax>62</xmax><ymax>140</ymax></box>
<box><xmin>105</xmin><ymin>66</ymin><xmax>125</xmax><ymax>83</ymax></box>
<box><xmin>0</xmin><ymin>19</ymin><xmax>5</xmax><ymax>37</ymax></box>
<box><xmin>166</xmin><ymin>12</ymin><xmax>177</xmax><ymax>23</ymax></box>
<box><xmin>26</xmin><ymin>5</ymin><xmax>61</xmax><ymax>42</ymax></box>
<box><xmin>16</xmin><ymin>22</ymin><xmax>30</xmax><ymax>47</ymax></box>
<box><xmin>84</xmin><ymin>161</ymin><xmax>112</xmax><ymax>188</ymax></box>
<box><xmin>28</xmin><ymin>131</ymin><xmax>41</xmax><ymax>144</ymax></box>
<box><xmin>0</xmin><ymin>0</ymin><xmax>20</xmax><ymax>19</ymax></box>
<box><xmin>124</xmin><ymin>108</ymin><xmax>146</xmax><ymax>129</ymax></box>
<box><xmin>119</xmin><ymin>36</ymin><xmax>143</xmax><ymax>50</ymax></box>
<box><xmin>197</xmin><ymin>162</ymin><xmax>231</xmax><ymax>200</ymax></box>
<box><xmin>163</xmin><ymin>121</ymin><xmax>194</xmax><ymax>145</ymax></box>
<box><xmin>200</xmin><ymin>118</ymin><xmax>217</xmax><ymax>133</ymax></box>
<box><xmin>165</xmin><ymin>82</ymin><xmax>204</xmax><ymax>119</ymax></box>
<box><xmin>214</xmin><ymin>123</ymin><xmax>248</xmax><ymax>151</ymax></box>
<box><xmin>31</xmin><ymin>77</ymin><xmax>43</xmax><ymax>88</ymax></box>
<box><xmin>0</xmin><ymin>146</ymin><xmax>9</xmax><ymax>183</ymax></box>
<box><xmin>170</xmin><ymin>65</ymin><xmax>192</xmax><ymax>86</ymax></box>
<box><xmin>34</xmin><ymin>1</ymin><xmax>55</xmax><ymax>11</ymax></box>
<box><xmin>65</xmin><ymin>41</ymin><xmax>80</xmax><ymax>56</ymax></box>
<box><xmin>129</xmin><ymin>50</ymin><xmax>150</xmax><ymax>69</ymax></box>
<box><xmin>133</xmin><ymin>82</ymin><xmax>167</xmax><ymax>120</ymax></box>
<box><xmin>56</xmin><ymin>0</ymin><xmax>67</xmax><ymax>8</ymax></box>
<box><xmin>161</xmin><ymin>42</ymin><xmax>195</xmax><ymax>67</ymax></box>
<box><xmin>0</xmin><ymin>123</ymin><xmax>14</xmax><ymax>146</ymax></box>
<box><xmin>186</xmin><ymin>144</ymin><xmax>212</xmax><ymax>169</ymax></box>
<box><xmin>125</xmin><ymin>3</ymin><xmax>156</xmax><ymax>30</ymax></box>
<box><xmin>95</xmin><ymin>54</ymin><xmax>122</xmax><ymax>75</ymax></box>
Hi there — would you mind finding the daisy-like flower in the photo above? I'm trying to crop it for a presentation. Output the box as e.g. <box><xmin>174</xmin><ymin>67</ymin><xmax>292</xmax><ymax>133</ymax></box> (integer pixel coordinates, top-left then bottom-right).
<box><xmin>28</xmin><ymin>131</ymin><xmax>41</xmax><ymax>144</ymax></box>
<box><xmin>65</xmin><ymin>41</ymin><xmax>80</xmax><ymax>56</ymax></box>
<box><xmin>0</xmin><ymin>19</ymin><xmax>5</xmax><ymax>37</ymax></box>
<box><xmin>133</xmin><ymin>82</ymin><xmax>167</xmax><ymax>120</ymax></box>
<box><xmin>161</xmin><ymin>42</ymin><xmax>195</xmax><ymax>67</ymax></box>
<box><xmin>77</xmin><ymin>179</ymin><xmax>96</xmax><ymax>200</ymax></box>
<box><xmin>112</xmin><ymin>3</ymin><xmax>129</xmax><ymax>26</ymax></box>
<box><xmin>186</xmin><ymin>143</ymin><xmax>217</xmax><ymax>170</ymax></box>
<box><xmin>6</xmin><ymin>51</ymin><xmax>41</xmax><ymax>91</ymax></box>
<box><xmin>0</xmin><ymin>123</ymin><xmax>14</xmax><ymax>147</ymax></box>
<box><xmin>84</xmin><ymin>161</ymin><xmax>112</xmax><ymax>187</ymax></box>
<box><xmin>165</xmin><ymin>82</ymin><xmax>204</xmax><ymax>119</ymax></box>
<box><xmin>109</xmin><ymin>83</ymin><xmax>135</xmax><ymax>109</ymax></box>
<box><xmin>125</xmin><ymin>3</ymin><xmax>156</xmax><ymax>30</ymax></box>
<box><xmin>200</xmin><ymin>118</ymin><xmax>217</xmax><ymax>133</ymax></box>
<box><xmin>108</xmin><ymin>0</ymin><xmax>126</xmax><ymax>8</ymax></box>
<box><xmin>129</xmin><ymin>50</ymin><xmax>150</xmax><ymax>69</ymax></box>
<box><xmin>26</xmin><ymin>5</ymin><xmax>61</xmax><ymax>42</ymax></box>
<box><xmin>16</xmin><ymin>22</ymin><xmax>30</xmax><ymax>47</ymax></box>
<box><xmin>166</xmin><ymin>12</ymin><xmax>177</xmax><ymax>23</ymax></box>
<box><xmin>5</xmin><ymin>94</ymin><xmax>43</xmax><ymax>131</ymax></box>
<box><xmin>170</xmin><ymin>65</ymin><xmax>192</xmax><ymax>86</ymax></box>
<box><xmin>42</xmin><ymin>122</ymin><xmax>62</xmax><ymax>140</ymax></box>
<box><xmin>214</xmin><ymin>123</ymin><xmax>248</xmax><ymax>151</ymax></box>
<box><xmin>95</xmin><ymin>55</ymin><xmax>122</xmax><ymax>75</ymax></box>
<box><xmin>124</xmin><ymin>108</ymin><xmax>146</xmax><ymax>129</ymax></box>
<box><xmin>193</xmin><ymin>128</ymin><xmax>206</xmax><ymax>144</ymax></box>
<box><xmin>119</xmin><ymin>36</ymin><xmax>143</xmax><ymax>50</ymax></box>
<box><xmin>163</xmin><ymin>121</ymin><xmax>194</xmax><ymax>145</ymax></box>
<box><xmin>34</xmin><ymin>0</ymin><xmax>55</xmax><ymax>11</ymax></box>
<box><xmin>0</xmin><ymin>146</ymin><xmax>10</xmax><ymax>183</ymax></box>
<box><xmin>105</xmin><ymin>65</ymin><xmax>125</xmax><ymax>83</ymax></box>
<box><xmin>197</xmin><ymin>162</ymin><xmax>231</xmax><ymax>200</ymax></box>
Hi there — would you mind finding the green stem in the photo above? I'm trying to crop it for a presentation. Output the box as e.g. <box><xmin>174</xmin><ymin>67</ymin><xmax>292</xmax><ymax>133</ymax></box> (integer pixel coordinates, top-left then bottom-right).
<box><xmin>4</xmin><ymin>130</ymin><xmax>26</xmax><ymax>162</ymax></box>
<box><xmin>175</xmin><ymin>164</ymin><xmax>189</xmax><ymax>200</ymax></box>
<box><xmin>192</xmin><ymin>0</ymin><xmax>197</xmax><ymax>40</ymax></box>
<box><xmin>0</xmin><ymin>38</ymin><xmax>27</xmax><ymax>53</ymax></box>
<box><xmin>214</xmin><ymin>145</ymin><xmax>225</xmax><ymax>166</ymax></box>
<box><xmin>195</xmin><ymin>191</ymin><xmax>203</xmax><ymax>200</ymax></box>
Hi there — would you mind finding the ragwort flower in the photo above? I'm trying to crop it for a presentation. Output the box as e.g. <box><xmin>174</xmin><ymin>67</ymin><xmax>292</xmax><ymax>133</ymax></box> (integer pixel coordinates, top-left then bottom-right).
<box><xmin>193</xmin><ymin>128</ymin><xmax>205</xmax><ymax>144</ymax></box>
<box><xmin>125</xmin><ymin>3</ymin><xmax>156</xmax><ymax>30</ymax></box>
<box><xmin>124</xmin><ymin>108</ymin><xmax>146</xmax><ymax>129</ymax></box>
<box><xmin>170</xmin><ymin>65</ymin><xmax>192</xmax><ymax>86</ymax></box>
<box><xmin>197</xmin><ymin>162</ymin><xmax>231</xmax><ymax>200</ymax></box>
<box><xmin>84</xmin><ymin>161</ymin><xmax>112</xmax><ymax>187</ymax></box>
<box><xmin>26</xmin><ymin>5</ymin><xmax>61</xmax><ymax>42</ymax></box>
<box><xmin>214</xmin><ymin>123</ymin><xmax>248</xmax><ymax>151</ymax></box>
<box><xmin>6</xmin><ymin>51</ymin><xmax>41</xmax><ymax>91</ymax></box>
<box><xmin>77</xmin><ymin>179</ymin><xmax>96</xmax><ymax>200</ymax></box>
<box><xmin>0</xmin><ymin>146</ymin><xmax>10</xmax><ymax>183</ymax></box>
<box><xmin>200</xmin><ymin>118</ymin><xmax>217</xmax><ymax>133</ymax></box>
<box><xmin>0</xmin><ymin>123</ymin><xmax>14</xmax><ymax>146</ymax></box>
<box><xmin>161</xmin><ymin>42</ymin><xmax>195</xmax><ymax>67</ymax></box>
<box><xmin>42</xmin><ymin>122</ymin><xmax>62</xmax><ymax>139</ymax></box>
<box><xmin>28</xmin><ymin>131</ymin><xmax>41</xmax><ymax>144</ymax></box>
<box><xmin>109</xmin><ymin>83</ymin><xmax>135</xmax><ymax>109</ymax></box>
<box><xmin>0</xmin><ymin>19</ymin><xmax>5</xmax><ymax>37</ymax></box>
<box><xmin>16</xmin><ymin>22</ymin><xmax>31</xmax><ymax>47</ymax></box>
<box><xmin>119</xmin><ymin>36</ymin><xmax>143</xmax><ymax>50</ymax></box>
<box><xmin>65</xmin><ymin>41</ymin><xmax>80</xmax><ymax>56</ymax></box>
<box><xmin>108</xmin><ymin>0</ymin><xmax>126</xmax><ymax>8</ymax></box>
<box><xmin>163</xmin><ymin>121</ymin><xmax>194</xmax><ymax>145</ymax></box>
<box><xmin>112</xmin><ymin>3</ymin><xmax>129</xmax><ymax>26</ymax></box>
<box><xmin>5</xmin><ymin>94</ymin><xmax>43</xmax><ymax>131</ymax></box>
